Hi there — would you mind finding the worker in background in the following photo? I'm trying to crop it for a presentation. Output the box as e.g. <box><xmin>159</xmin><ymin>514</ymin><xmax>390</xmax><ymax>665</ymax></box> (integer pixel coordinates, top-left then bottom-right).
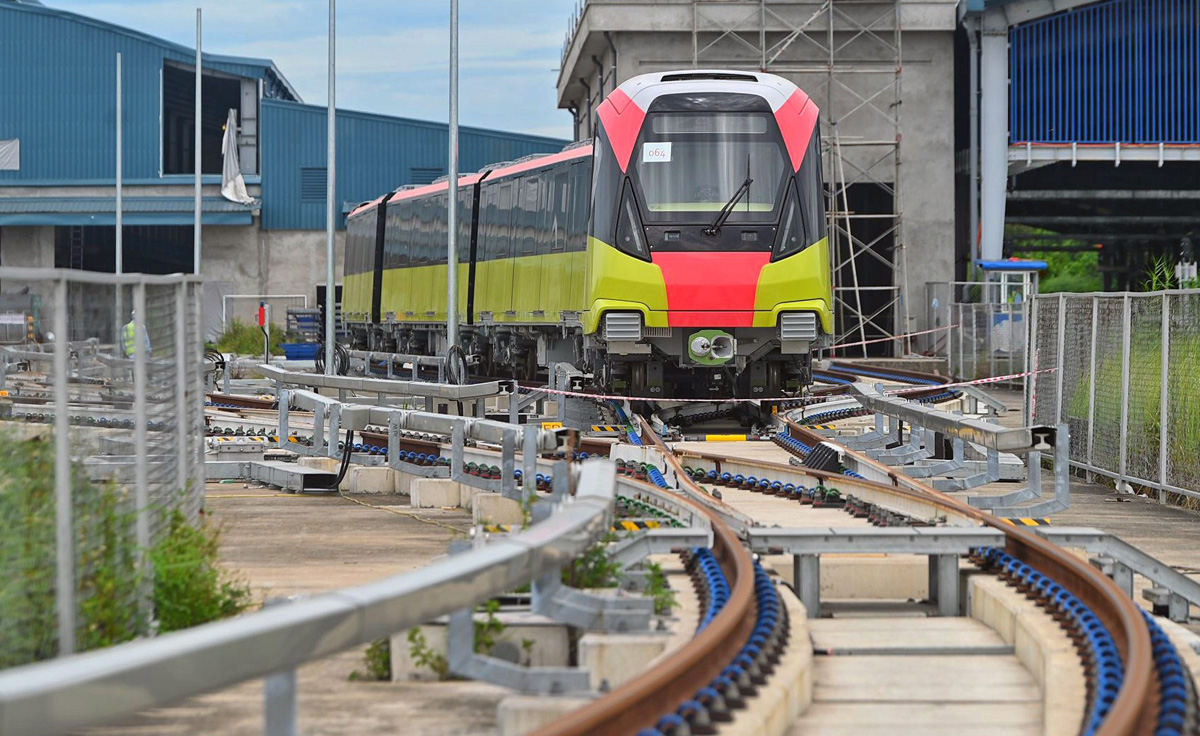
<box><xmin>122</xmin><ymin>310</ymin><xmax>150</xmax><ymax>358</ymax></box>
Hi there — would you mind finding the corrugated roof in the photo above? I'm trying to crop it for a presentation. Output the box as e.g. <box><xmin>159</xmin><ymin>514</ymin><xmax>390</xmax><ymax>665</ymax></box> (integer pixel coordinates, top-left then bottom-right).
<box><xmin>0</xmin><ymin>196</ymin><xmax>255</xmax><ymax>226</ymax></box>
<box><xmin>0</xmin><ymin>197</ymin><xmax>255</xmax><ymax>214</ymax></box>
<box><xmin>0</xmin><ymin>1</ymin><xmax>298</xmax><ymax>101</ymax></box>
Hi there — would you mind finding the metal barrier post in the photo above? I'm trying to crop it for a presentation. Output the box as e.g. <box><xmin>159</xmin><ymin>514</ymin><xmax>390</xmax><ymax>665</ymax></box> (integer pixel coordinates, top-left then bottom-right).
<box><xmin>1159</xmin><ymin>293</ymin><xmax>1170</xmax><ymax>504</ymax></box>
<box><xmin>523</xmin><ymin>425</ymin><xmax>538</xmax><ymax>505</ymax></box>
<box><xmin>133</xmin><ymin>281</ymin><xmax>150</xmax><ymax>623</ymax></box>
<box><xmin>1118</xmin><ymin>294</ymin><xmax>1132</xmax><ymax>487</ymax></box>
<box><xmin>451</xmin><ymin>423</ymin><xmax>465</xmax><ymax>482</ymax></box>
<box><xmin>1087</xmin><ymin>296</ymin><xmax>1098</xmax><ymax>481</ymax></box>
<box><xmin>52</xmin><ymin>277</ymin><xmax>75</xmax><ymax>656</ymax></box>
<box><xmin>264</xmin><ymin>669</ymin><xmax>298</xmax><ymax>736</ymax></box>
<box><xmin>501</xmin><ymin>432</ymin><xmax>516</xmax><ymax>500</ymax></box>
<box><xmin>278</xmin><ymin>389</ymin><xmax>291</xmax><ymax>447</ymax></box>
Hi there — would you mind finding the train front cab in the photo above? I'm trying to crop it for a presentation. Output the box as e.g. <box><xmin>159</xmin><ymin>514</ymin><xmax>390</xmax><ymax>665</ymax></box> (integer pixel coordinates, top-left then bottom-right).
<box><xmin>585</xmin><ymin>71</ymin><xmax>833</xmax><ymax>397</ymax></box>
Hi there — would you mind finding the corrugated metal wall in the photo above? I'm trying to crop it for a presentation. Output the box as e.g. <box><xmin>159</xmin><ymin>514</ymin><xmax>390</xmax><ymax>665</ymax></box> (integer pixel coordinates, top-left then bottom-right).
<box><xmin>0</xmin><ymin>4</ymin><xmax>284</xmax><ymax>184</ymax></box>
<box><xmin>259</xmin><ymin>99</ymin><xmax>567</xmax><ymax>231</ymax></box>
<box><xmin>1009</xmin><ymin>0</ymin><xmax>1200</xmax><ymax>143</ymax></box>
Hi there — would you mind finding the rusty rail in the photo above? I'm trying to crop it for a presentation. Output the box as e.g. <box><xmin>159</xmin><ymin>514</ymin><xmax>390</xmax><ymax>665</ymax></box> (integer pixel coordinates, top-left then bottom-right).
<box><xmin>528</xmin><ymin>421</ymin><xmax>757</xmax><ymax>736</ymax></box>
<box><xmin>782</xmin><ymin>417</ymin><xmax>1156</xmax><ymax>736</ymax></box>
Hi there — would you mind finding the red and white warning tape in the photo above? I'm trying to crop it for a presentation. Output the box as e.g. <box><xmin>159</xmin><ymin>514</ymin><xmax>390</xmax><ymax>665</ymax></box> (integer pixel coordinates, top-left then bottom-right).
<box><xmin>828</xmin><ymin>324</ymin><xmax>959</xmax><ymax>351</ymax></box>
<box><xmin>886</xmin><ymin>367</ymin><xmax>1056</xmax><ymax>395</ymax></box>
<box><xmin>525</xmin><ymin>366</ymin><xmax>1056</xmax><ymax>405</ymax></box>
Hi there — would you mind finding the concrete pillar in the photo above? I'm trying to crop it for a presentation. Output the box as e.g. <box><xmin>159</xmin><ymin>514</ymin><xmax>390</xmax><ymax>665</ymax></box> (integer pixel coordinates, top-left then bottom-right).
<box><xmin>979</xmin><ymin>10</ymin><xmax>1009</xmax><ymax>262</ymax></box>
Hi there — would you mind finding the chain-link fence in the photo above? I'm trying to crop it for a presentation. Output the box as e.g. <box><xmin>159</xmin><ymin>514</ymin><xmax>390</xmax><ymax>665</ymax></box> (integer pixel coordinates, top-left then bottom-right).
<box><xmin>0</xmin><ymin>268</ymin><xmax>204</xmax><ymax>666</ymax></box>
<box><xmin>925</xmin><ymin>282</ymin><xmax>1029</xmax><ymax>385</ymax></box>
<box><xmin>1029</xmin><ymin>290</ymin><xmax>1200</xmax><ymax>501</ymax></box>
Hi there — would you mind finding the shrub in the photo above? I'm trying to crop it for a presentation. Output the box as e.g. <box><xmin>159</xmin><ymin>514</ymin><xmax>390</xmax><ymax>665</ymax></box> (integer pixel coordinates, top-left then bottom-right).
<box><xmin>149</xmin><ymin>510</ymin><xmax>251</xmax><ymax>633</ymax></box>
<box><xmin>215</xmin><ymin>319</ymin><xmax>285</xmax><ymax>356</ymax></box>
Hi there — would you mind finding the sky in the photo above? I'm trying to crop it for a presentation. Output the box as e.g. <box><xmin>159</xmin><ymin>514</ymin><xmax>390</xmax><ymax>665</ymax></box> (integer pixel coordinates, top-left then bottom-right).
<box><xmin>47</xmin><ymin>0</ymin><xmax>579</xmax><ymax>140</ymax></box>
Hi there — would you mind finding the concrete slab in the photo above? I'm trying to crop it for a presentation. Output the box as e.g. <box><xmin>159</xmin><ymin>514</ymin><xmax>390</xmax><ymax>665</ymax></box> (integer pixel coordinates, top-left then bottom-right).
<box><xmin>342</xmin><ymin>466</ymin><xmax>395</xmax><ymax>495</ymax></box>
<box><xmin>473</xmin><ymin>493</ymin><xmax>523</xmax><ymax>526</ymax></box>
<box><xmin>792</xmin><ymin>702</ymin><xmax>1040</xmax><ymax>736</ymax></box>
<box><xmin>810</xmin><ymin>617</ymin><xmax>1011</xmax><ymax>655</ymax></box>
<box><xmin>496</xmin><ymin>695</ymin><xmax>594</xmax><ymax>736</ymax></box>
<box><xmin>578</xmin><ymin>633</ymin><xmax>668</xmax><ymax>690</ymax></box>
<box><xmin>391</xmin><ymin>613</ymin><xmax>571</xmax><ymax>682</ymax></box>
<box><xmin>298</xmin><ymin>456</ymin><xmax>341</xmax><ymax>473</ymax></box>
<box><xmin>810</xmin><ymin>655</ymin><xmax>1039</xmax><ymax>703</ymax></box>
<box><xmin>410</xmin><ymin>478</ymin><xmax>461</xmax><ymax>509</ymax></box>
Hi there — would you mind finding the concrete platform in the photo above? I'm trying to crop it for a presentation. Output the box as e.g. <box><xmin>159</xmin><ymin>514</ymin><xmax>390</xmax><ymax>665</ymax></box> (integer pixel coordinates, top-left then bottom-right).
<box><xmin>790</xmin><ymin>616</ymin><xmax>1041</xmax><ymax>736</ymax></box>
<box><xmin>809</xmin><ymin>617</ymin><xmax>1012</xmax><ymax>656</ymax></box>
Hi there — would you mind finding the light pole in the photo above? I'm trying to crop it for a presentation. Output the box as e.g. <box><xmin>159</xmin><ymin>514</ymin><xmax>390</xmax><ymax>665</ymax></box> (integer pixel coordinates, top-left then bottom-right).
<box><xmin>446</xmin><ymin>0</ymin><xmax>460</xmax><ymax>367</ymax></box>
<box><xmin>324</xmin><ymin>0</ymin><xmax>337</xmax><ymax>375</ymax></box>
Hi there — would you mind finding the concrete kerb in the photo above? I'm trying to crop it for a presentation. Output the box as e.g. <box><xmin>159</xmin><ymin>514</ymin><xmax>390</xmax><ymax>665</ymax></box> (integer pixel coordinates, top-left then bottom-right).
<box><xmin>966</xmin><ymin>572</ymin><xmax>1086</xmax><ymax>736</ymax></box>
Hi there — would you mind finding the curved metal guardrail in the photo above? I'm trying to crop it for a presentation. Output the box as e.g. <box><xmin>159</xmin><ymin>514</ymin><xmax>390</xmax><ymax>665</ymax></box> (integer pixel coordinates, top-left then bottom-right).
<box><xmin>0</xmin><ymin>461</ymin><xmax>617</xmax><ymax>736</ymax></box>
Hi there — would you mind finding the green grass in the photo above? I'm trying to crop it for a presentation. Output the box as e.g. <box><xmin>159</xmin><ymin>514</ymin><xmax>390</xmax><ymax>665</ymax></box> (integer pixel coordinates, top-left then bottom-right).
<box><xmin>214</xmin><ymin>319</ymin><xmax>285</xmax><ymax>356</ymax></box>
<box><xmin>1066</xmin><ymin>330</ymin><xmax>1200</xmax><ymax>492</ymax></box>
<box><xmin>0</xmin><ymin>431</ymin><xmax>251</xmax><ymax>666</ymax></box>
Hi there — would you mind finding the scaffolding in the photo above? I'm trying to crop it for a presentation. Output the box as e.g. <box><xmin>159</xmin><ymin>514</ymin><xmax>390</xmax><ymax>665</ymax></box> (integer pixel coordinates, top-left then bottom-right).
<box><xmin>690</xmin><ymin>0</ymin><xmax>908</xmax><ymax>356</ymax></box>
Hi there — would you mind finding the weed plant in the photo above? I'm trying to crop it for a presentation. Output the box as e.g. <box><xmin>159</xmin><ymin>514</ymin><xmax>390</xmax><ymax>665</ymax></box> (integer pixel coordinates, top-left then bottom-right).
<box><xmin>214</xmin><ymin>319</ymin><xmax>286</xmax><ymax>356</ymax></box>
<box><xmin>0</xmin><ymin>432</ymin><xmax>251</xmax><ymax>667</ymax></box>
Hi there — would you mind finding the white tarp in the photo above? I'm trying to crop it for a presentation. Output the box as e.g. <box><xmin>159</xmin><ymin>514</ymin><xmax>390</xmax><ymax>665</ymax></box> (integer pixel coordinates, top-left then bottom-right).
<box><xmin>220</xmin><ymin>111</ymin><xmax>256</xmax><ymax>206</ymax></box>
<box><xmin>0</xmin><ymin>139</ymin><xmax>19</xmax><ymax>171</ymax></box>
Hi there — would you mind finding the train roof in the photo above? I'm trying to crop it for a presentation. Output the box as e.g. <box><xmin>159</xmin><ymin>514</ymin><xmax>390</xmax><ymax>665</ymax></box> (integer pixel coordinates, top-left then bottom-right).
<box><xmin>347</xmin><ymin>143</ymin><xmax>593</xmax><ymax>219</ymax></box>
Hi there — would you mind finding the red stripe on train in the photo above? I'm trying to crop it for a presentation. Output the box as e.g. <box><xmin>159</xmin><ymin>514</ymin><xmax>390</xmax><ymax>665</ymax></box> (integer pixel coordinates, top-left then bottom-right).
<box><xmin>652</xmin><ymin>251</ymin><xmax>770</xmax><ymax>327</ymax></box>
<box><xmin>773</xmin><ymin>89</ymin><xmax>819</xmax><ymax>172</ymax></box>
<box><xmin>596</xmin><ymin>89</ymin><xmax>645</xmax><ymax>173</ymax></box>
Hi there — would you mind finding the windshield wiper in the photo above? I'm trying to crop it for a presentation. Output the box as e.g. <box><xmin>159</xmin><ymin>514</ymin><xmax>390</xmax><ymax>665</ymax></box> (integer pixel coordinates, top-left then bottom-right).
<box><xmin>703</xmin><ymin>176</ymin><xmax>753</xmax><ymax>236</ymax></box>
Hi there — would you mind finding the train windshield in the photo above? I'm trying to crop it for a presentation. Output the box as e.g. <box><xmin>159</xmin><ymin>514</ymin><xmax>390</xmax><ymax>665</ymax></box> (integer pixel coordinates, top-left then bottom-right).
<box><xmin>631</xmin><ymin>112</ymin><xmax>789</xmax><ymax>225</ymax></box>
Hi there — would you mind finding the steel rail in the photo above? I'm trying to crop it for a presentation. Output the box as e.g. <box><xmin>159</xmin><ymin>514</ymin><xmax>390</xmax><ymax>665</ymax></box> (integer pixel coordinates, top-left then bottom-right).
<box><xmin>782</xmin><ymin>418</ymin><xmax>1156</xmax><ymax>736</ymax></box>
<box><xmin>529</xmin><ymin>419</ymin><xmax>757</xmax><ymax>736</ymax></box>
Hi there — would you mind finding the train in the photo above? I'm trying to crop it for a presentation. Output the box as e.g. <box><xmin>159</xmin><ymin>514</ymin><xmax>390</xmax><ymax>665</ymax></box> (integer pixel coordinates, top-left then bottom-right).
<box><xmin>342</xmin><ymin>70</ymin><xmax>832</xmax><ymax>398</ymax></box>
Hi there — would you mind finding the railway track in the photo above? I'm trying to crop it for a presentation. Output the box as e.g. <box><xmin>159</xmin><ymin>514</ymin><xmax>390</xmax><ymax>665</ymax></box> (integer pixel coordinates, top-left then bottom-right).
<box><xmin>200</xmin><ymin>361</ymin><xmax>1196</xmax><ymax>736</ymax></box>
<box><xmin>527</xmin><ymin>364</ymin><xmax>1187</xmax><ymax>736</ymax></box>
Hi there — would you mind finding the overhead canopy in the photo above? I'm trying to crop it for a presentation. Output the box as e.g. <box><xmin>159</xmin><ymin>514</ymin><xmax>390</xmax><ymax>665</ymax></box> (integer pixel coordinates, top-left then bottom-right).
<box><xmin>0</xmin><ymin>197</ymin><xmax>256</xmax><ymax>226</ymax></box>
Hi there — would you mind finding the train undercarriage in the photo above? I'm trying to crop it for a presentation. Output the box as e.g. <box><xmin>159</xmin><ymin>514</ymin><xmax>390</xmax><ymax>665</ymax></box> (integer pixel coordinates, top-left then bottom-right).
<box><xmin>347</xmin><ymin>321</ymin><xmax>813</xmax><ymax>398</ymax></box>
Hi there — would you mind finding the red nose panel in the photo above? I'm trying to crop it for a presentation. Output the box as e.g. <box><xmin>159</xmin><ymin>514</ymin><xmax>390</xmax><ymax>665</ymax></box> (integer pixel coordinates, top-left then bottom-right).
<box><xmin>652</xmin><ymin>252</ymin><xmax>771</xmax><ymax>327</ymax></box>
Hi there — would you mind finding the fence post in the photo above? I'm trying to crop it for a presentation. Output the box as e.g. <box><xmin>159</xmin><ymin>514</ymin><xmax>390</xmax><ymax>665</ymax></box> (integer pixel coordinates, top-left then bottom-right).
<box><xmin>1159</xmin><ymin>293</ymin><xmax>1170</xmax><ymax>503</ymax></box>
<box><xmin>1087</xmin><ymin>296</ymin><xmax>1098</xmax><ymax>482</ymax></box>
<box><xmin>53</xmin><ymin>277</ymin><xmax>75</xmax><ymax>656</ymax></box>
<box><xmin>1118</xmin><ymin>293</ymin><xmax>1132</xmax><ymax>489</ymax></box>
<box><xmin>1054</xmin><ymin>293</ymin><xmax>1066</xmax><ymax>426</ymax></box>
<box><xmin>174</xmin><ymin>282</ymin><xmax>189</xmax><ymax>495</ymax></box>
<box><xmin>1026</xmin><ymin>295</ymin><xmax>1038</xmax><ymax>424</ymax></box>
<box><xmin>133</xmin><ymin>281</ymin><xmax>151</xmax><ymax>623</ymax></box>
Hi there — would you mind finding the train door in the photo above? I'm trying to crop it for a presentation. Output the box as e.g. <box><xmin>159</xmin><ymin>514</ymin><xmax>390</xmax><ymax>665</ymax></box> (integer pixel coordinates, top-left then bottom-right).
<box><xmin>541</xmin><ymin>168</ymin><xmax>571</xmax><ymax>322</ymax></box>
<box><xmin>510</xmin><ymin>174</ymin><xmax>541</xmax><ymax>321</ymax></box>
<box><xmin>483</xmin><ymin>180</ymin><xmax>515</xmax><ymax>319</ymax></box>
<box><xmin>380</xmin><ymin>200</ymin><xmax>412</xmax><ymax>323</ymax></box>
<box><xmin>565</xmin><ymin>162</ymin><xmax>590</xmax><ymax>313</ymax></box>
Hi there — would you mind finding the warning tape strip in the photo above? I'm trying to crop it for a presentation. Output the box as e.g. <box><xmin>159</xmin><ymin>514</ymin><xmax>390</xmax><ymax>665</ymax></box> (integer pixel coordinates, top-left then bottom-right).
<box><xmin>828</xmin><ymin>324</ymin><xmax>959</xmax><ymax>351</ymax></box>
<box><xmin>884</xmin><ymin>367</ymin><xmax>1056</xmax><ymax>395</ymax></box>
<box><xmin>527</xmin><ymin>366</ymin><xmax>1057</xmax><ymax>406</ymax></box>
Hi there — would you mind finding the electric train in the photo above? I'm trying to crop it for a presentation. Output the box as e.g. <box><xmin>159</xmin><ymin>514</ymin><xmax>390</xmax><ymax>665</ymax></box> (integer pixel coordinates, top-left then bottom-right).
<box><xmin>342</xmin><ymin>70</ymin><xmax>831</xmax><ymax>398</ymax></box>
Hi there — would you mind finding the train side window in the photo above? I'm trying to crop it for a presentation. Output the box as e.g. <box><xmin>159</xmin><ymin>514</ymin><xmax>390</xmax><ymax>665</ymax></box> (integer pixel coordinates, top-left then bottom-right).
<box><xmin>551</xmin><ymin>169</ymin><xmax>569</xmax><ymax>252</ymax></box>
<box><xmin>519</xmin><ymin>175</ymin><xmax>538</xmax><ymax>256</ymax></box>
<box><xmin>496</xmin><ymin>181</ymin><xmax>513</xmax><ymax>257</ymax></box>
<box><xmin>458</xmin><ymin>187</ymin><xmax>472</xmax><ymax>263</ymax></box>
<box><xmin>432</xmin><ymin>193</ymin><xmax>448</xmax><ymax>265</ymax></box>
<box><xmin>478</xmin><ymin>184</ymin><xmax>497</xmax><ymax>261</ymax></box>
<box><xmin>419</xmin><ymin>198</ymin><xmax>433</xmax><ymax>265</ymax></box>
<box><xmin>798</xmin><ymin>122</ymin><xmax>826</xmax><ymax>244</ymax></box>
<box><xmin>567</xmin><ymin>163</ymin><xmax>589</xmax><ymax>247</ymax></box>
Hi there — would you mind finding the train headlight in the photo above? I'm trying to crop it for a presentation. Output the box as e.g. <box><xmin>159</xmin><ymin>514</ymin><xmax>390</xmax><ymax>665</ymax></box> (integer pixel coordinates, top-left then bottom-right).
<box><xmin>688</xmin><ymin>330</ymin><xmax>735</xmax><ymax>365</ymax></box>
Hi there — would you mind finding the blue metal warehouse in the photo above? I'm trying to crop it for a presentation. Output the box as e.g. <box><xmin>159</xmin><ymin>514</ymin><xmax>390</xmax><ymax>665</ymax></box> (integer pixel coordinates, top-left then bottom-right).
<box><xmin>0</xmin><ymin>0</ymin><xmax>565</xmax><ymax>321</ymax></box>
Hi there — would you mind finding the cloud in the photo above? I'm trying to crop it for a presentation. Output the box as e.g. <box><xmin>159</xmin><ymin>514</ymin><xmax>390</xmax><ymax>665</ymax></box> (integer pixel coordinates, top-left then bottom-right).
<box><xmin>47</xmin><ymin>0</ymin><xmax>577</xmax><ymax>138</ymax></box>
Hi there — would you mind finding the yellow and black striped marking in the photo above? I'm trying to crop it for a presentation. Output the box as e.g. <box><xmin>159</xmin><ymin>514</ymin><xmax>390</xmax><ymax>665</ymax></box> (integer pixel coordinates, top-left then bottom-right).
<box><xmin>481</xmin><ymin>524</ymin><xmax>513</xmax><ymax>533</ymax></box>
<box><xmin>613</xmin><ymin>519</ymin><xmax>661</xmax><ymax>531</ymax></box>
<box><xmin>1002</xmin><ymin>518</ymin><xmax>1052</xmax><ymax>526</ymax></box>
<box><xmin>591</xmin><ymin>425</ymin><xmax>624</xmax><ymax>433</ymax></box>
